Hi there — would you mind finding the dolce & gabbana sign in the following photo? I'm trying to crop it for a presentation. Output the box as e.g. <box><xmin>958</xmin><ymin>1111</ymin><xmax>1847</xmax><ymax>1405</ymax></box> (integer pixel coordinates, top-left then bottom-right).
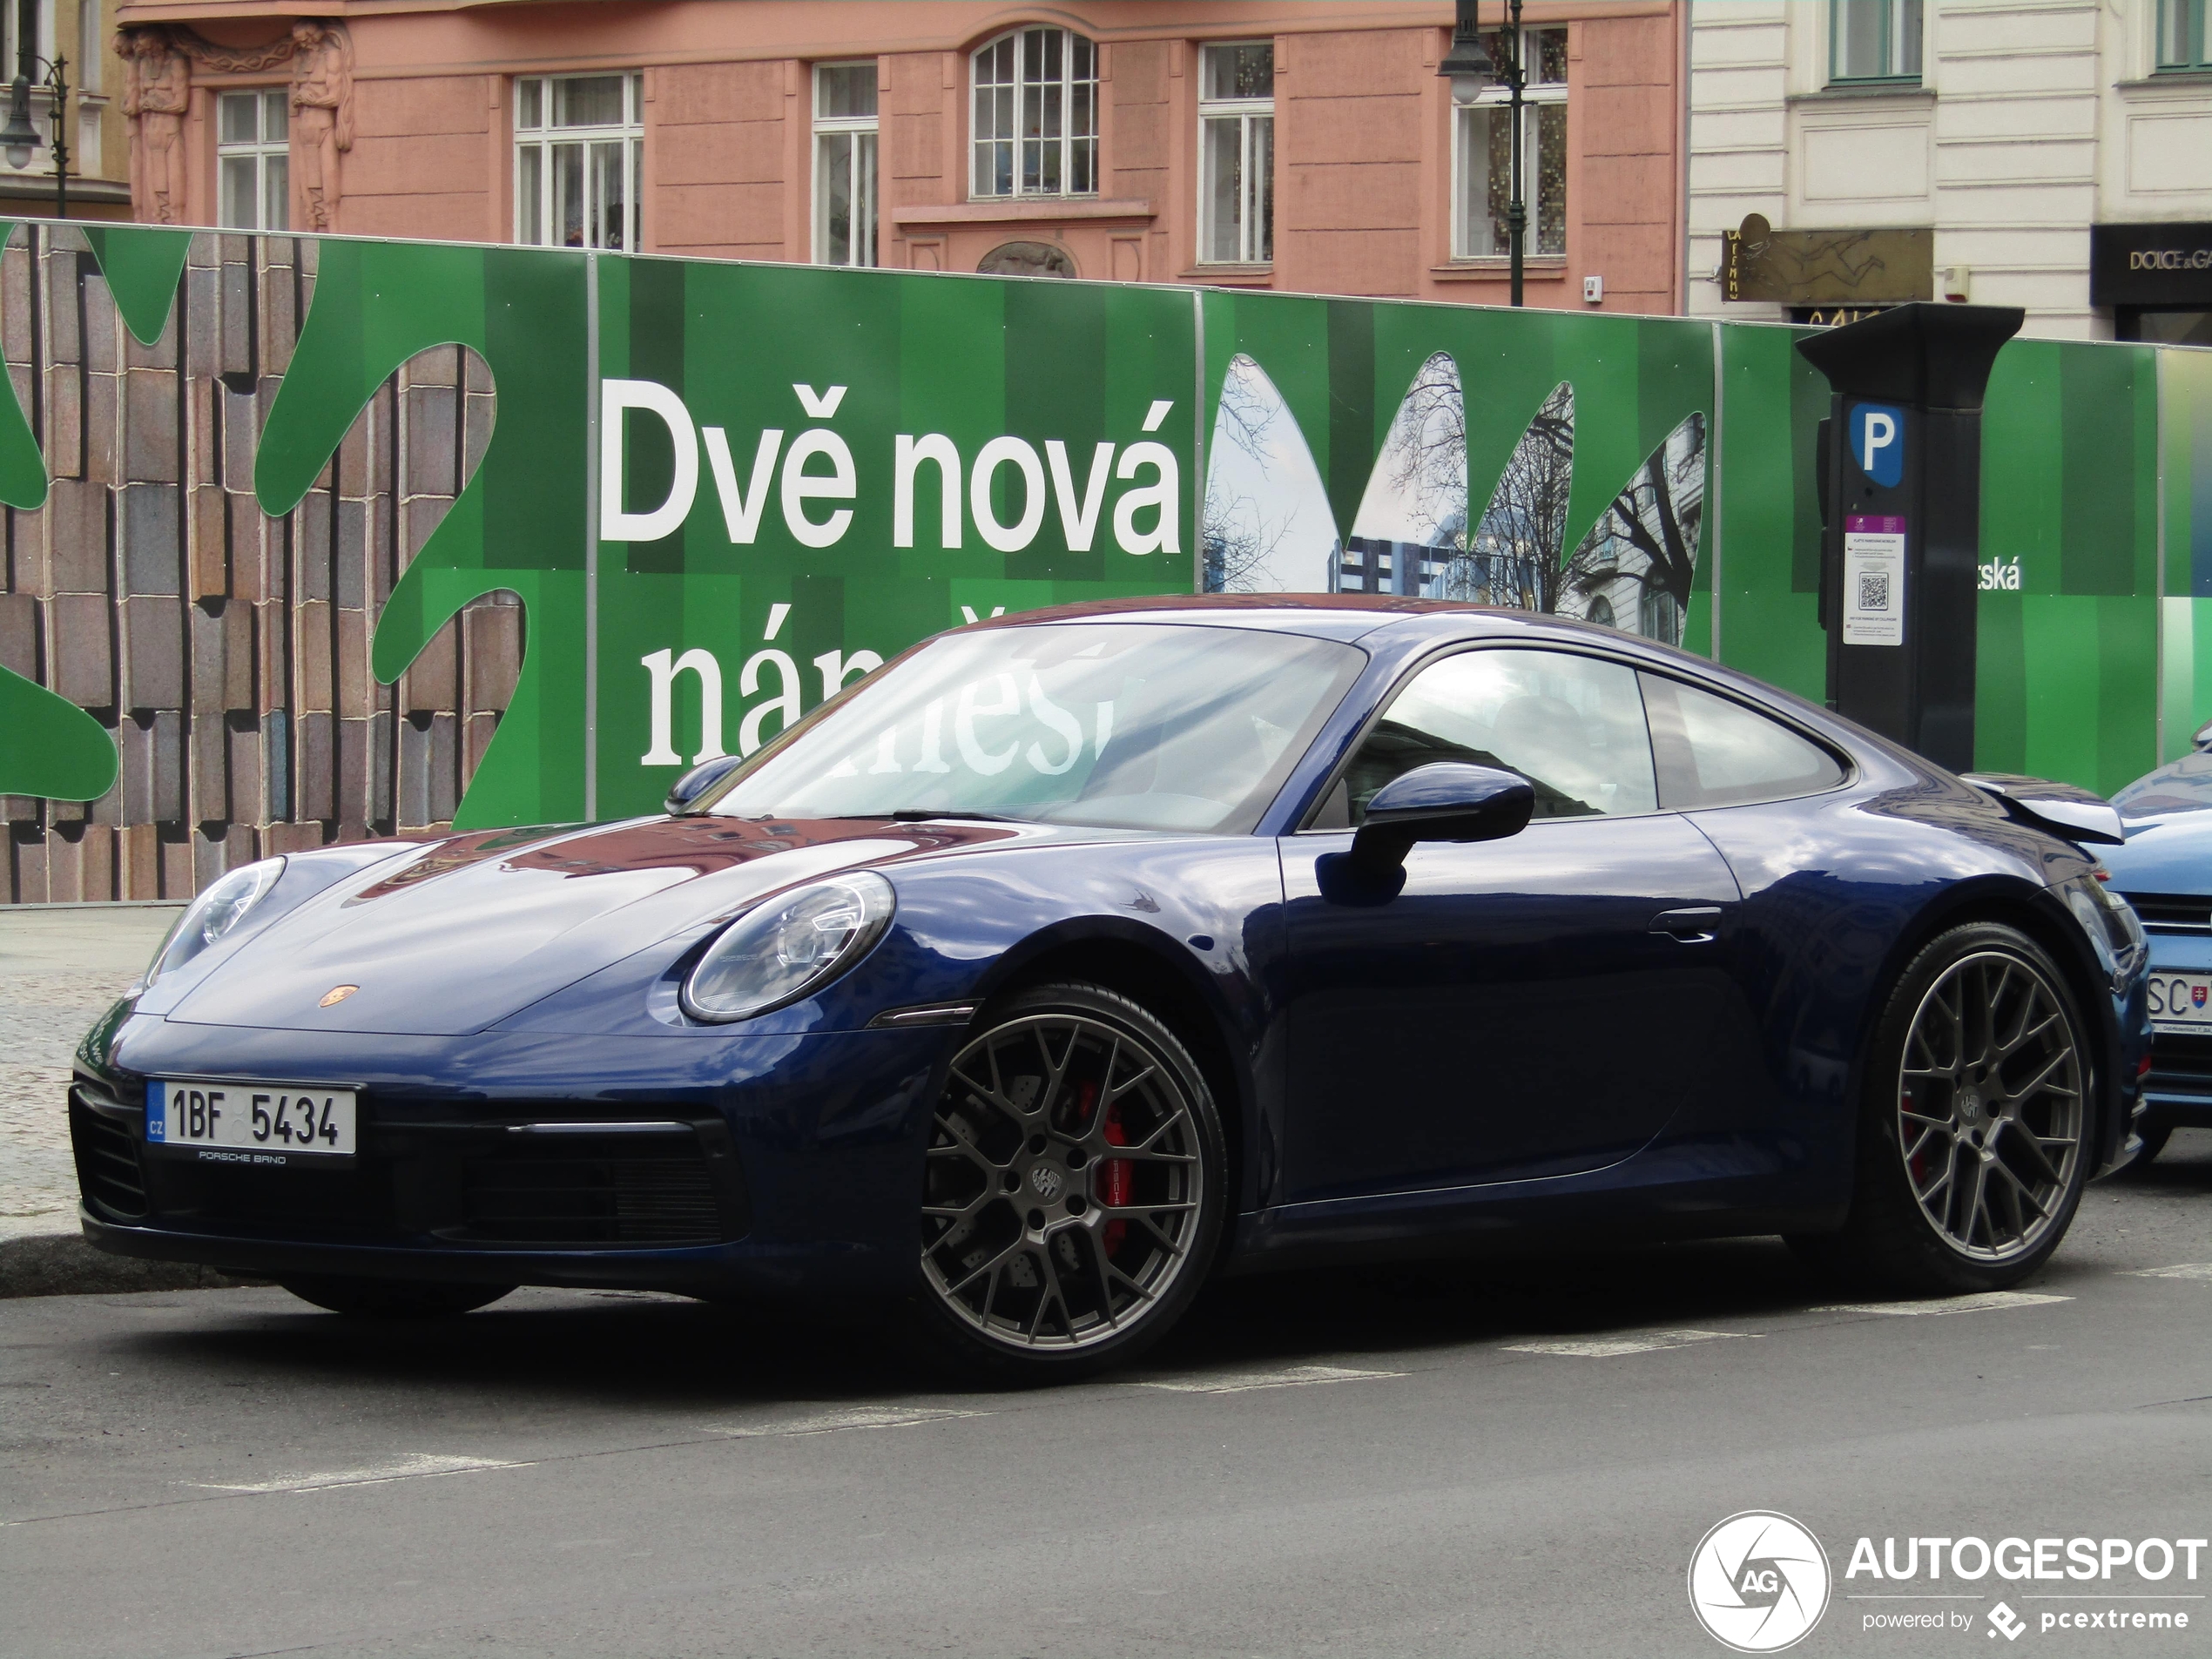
<box><xmin>2090</xmin><ymin>222</ymin><xmax>2212</xmax><ymax>307</ymax></box>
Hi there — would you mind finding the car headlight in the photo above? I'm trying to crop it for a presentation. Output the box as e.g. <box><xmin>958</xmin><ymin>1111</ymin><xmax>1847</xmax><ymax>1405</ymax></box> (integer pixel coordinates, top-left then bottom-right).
<box><xmin>681</xmin><ymin>871</ymin><xmax>895</xmax><ymax>1023</ymax></box>
<box><xmin>2063</xmin><ymin>873</ymin><xmax>2145</xmax><ymax>990</ymax></box>
<box><xmin>146</xmin><ymin>857</ymin><xmax>285</xmax><ymax>984</ymax></box>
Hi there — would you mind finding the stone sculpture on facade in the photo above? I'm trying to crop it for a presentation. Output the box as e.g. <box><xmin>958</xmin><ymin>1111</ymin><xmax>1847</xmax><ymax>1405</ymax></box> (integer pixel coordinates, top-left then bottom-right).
<box><xmin>288</xmin><ymin>23</ymin><xmax>354</xmax><ymax>232</ymax></box>
<box><xmin>117</xmin><ymin>21</ymin><xmax>355</xmax><ymax>231</ymax></box>
<box><xmin>119</xmin><ymin>28</ymin><xmax>191</xmax><ymax>225</ymax></box>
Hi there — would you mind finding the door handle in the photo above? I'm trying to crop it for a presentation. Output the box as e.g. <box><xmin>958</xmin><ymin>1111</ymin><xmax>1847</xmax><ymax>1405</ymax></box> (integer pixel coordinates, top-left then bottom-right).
<box><xmin>1650</xmin><ymin>906</ymin><xmax>1723</xmax><ymax>943</ymax></box>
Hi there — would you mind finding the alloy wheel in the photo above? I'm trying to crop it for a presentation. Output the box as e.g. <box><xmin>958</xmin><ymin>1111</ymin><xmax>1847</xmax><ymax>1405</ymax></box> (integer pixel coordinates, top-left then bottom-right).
<box><xmin>921</xmin><ymin>1012</ymin><xmax>1206</xmax><ymax>1351</ymax></box>
<box><xmin>1896</xmin><ymin>950</ymin><xmax>2083</xmax><ymax>1262</ymax></box>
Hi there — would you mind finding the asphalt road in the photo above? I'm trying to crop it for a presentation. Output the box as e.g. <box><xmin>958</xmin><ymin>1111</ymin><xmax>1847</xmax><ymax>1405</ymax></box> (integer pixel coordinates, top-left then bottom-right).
<box><xmin>5</xmin><ymin>1136</ymin><xmax>2210</xmax><ymax>1659</ymax></box>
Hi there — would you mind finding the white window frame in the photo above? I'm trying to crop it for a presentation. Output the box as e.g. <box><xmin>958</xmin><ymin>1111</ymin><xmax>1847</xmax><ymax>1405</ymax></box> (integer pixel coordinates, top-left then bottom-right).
<box><xmin>970</xmin><ymin>25</ymin><xmax>1099</xmax><ymax>200</ymax></box>
<box><xmin>813</xmin><ymin>61</ymin><xmax>879</xmax><ymax>267</ymax></box>
<box><xmin>1828</xmin><ymin>0</ymin><xmax>1925</xmax><ymax>84</ymax></box>
<box><xmin>1197</xmin><ymin>42</ymin><xmax>1274</xmax><ymax>266</ymax></box>
<box><xmin>3</xmin><ymin>1</ymin><xmax>51</xmax><ymax>68</ymax></box>
<box><xmin>216</xmin><ymin>89</ymin><xmax>289</xmax><ymax>233</ymax></box>
<box><xmin>513</xmin><ymin>72</ymin><xmax>644</xmax><ymax>252</ymax></box>
<box><xmin>75</xmin><ymin>0</ymin><xmax>98</xmax><ymax>94</ymax></box>
<box><xmin>2157</xmin><ymin>0</ymin><xmax>2210</xmax><ymax>71</ymax></box>
<box><xmin>1450</xmin><ymin>27</ymin><xmax>1568</xmax><ymax>263</ymax></box>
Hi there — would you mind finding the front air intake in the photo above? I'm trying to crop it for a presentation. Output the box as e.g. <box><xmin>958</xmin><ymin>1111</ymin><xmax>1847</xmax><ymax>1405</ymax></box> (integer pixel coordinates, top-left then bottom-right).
<box><xmin>455</xmin><ymin>1144</ymin><xmax>723</xmax><ymax>1244</ymax></box>
<box><xmin>69</xmin><ymin>1082</ymin><xmax>149</xmax><ymax>1219</ymax></box>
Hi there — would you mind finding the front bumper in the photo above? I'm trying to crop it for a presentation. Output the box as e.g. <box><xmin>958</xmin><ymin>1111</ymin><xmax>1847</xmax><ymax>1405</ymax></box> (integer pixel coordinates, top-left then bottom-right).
<box><xmin>2129</xmin><ymin>931</ymin><xmax>2212</xmax><ymax>1133</ymax></box>
<box><xmin>2141</xmin><ymin>1033</ymin><xmax>2212</xmax><ymax>1130</ymax></box>
<box><xmin>69</xmin><ymin>1014</ymin><xmax>954</xmax><ymax>1297</ymax></box>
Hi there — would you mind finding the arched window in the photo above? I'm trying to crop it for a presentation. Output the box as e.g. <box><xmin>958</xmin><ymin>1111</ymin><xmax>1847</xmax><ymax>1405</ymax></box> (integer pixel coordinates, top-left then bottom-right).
<box><xmin>971</xmin><ymin>27</ymin><xmax>1097</xmax><ymax>199</ymax></box>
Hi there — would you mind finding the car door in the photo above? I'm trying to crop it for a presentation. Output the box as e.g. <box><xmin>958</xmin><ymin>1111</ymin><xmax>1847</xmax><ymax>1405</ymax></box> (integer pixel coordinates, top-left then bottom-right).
<box><xmin>1278</xmin><ymin>645</ymin><xmax>1744</xmax><ymax>1204</ymax></box>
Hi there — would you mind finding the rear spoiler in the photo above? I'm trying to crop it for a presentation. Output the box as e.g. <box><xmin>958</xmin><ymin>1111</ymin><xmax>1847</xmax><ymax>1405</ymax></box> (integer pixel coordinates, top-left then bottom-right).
<box><xmin>1962</xmin><ymin>773</ymin><xmax>2125</xmax><ymax>847</ymax></box>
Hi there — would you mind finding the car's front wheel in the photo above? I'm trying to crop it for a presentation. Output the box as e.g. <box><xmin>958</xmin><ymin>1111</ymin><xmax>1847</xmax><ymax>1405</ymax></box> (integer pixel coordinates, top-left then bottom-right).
<box><xmin>1795</xmin><ymin>922</ymin><xmax>2093</xmax><ymax>1294</ymax></box>
<box><xmin>907</xmin><ymin>982</ymin><xmax>1226</xmax><ymax>1381</ymax></box>
<box><xmin>280</xmin><ymin>1277</ymin><xmax>516</xmax><ymax>1318</ymax></box>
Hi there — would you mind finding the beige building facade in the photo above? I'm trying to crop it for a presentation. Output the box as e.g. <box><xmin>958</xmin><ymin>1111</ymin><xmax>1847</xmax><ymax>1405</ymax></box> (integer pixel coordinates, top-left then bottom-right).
<box><xmin>1689</xmin><ymin>0</ymin><xmax>2212</xmax><ymax>341</ymax></box>
<box><xmin>105</xmin><ymin>0</ymin><xmax>1692</xmax><ymax>312</ymax></box>
<box><xmin>0</xmin><ymin>0</ymin><xmax>135</xmax><ymax>219</ymax></box>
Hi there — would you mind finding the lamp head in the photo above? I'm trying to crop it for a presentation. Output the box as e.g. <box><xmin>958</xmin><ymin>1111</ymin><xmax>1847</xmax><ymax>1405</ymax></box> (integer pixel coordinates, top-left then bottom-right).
<box><xmin>0</xmin><ymin>77</ymin><xmax>37</xmax><ymax>170</ymax></box>
<box><xmin>1440</xmin><ymin>32</ymin><xmax>1495</xmax><ymax>103</ymax></box>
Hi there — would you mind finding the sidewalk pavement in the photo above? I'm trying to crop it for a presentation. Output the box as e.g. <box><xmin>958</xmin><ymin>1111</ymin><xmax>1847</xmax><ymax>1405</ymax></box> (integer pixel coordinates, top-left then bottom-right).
<box><xmin>0</xmin><ymin>904</ymin><xmax>260</xmax><ymax>1294</ymax></box>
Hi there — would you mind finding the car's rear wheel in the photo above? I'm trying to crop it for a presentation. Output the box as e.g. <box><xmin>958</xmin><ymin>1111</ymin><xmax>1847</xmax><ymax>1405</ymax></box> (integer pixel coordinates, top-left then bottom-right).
<box><xmin>907</xmin><ymin>982</ymin><xmax>1225</xmax><ymax>1381</ymax></box>
<box><xmin>280</xmin><ymin>1277</ymin><xmax>516</xmax><ymax>1318</ymax></box>
<box><xmin>1794</xmin><ymin>923</ymin><xmax>2092</xmax><ymax>1294</ymax></box>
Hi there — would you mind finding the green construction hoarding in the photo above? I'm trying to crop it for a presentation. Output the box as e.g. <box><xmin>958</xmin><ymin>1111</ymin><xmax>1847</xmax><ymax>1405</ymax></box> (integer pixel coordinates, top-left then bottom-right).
<box><xmin>1</xmin><ymin>223</ymin><xmax>2209</xmax><ymax>887</ymax></box>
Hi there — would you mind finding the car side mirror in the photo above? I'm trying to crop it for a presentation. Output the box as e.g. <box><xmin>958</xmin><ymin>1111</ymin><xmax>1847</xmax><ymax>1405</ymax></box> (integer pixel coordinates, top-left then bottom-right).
<box><xmin>1320</xmin><ymin>763</ymin><xmax>1535</xmax><ymax>903</ymax></box>
<box><xmin>664</xmin><ymin>753</ymin><xmax>745</xmax><ymax>816</ymax></box>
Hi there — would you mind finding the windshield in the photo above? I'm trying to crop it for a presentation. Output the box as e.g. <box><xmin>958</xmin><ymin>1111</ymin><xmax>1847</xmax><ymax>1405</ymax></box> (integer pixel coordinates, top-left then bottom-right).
<box><xmin>709</xmin><ymin>622</ymin><xmax>1363</xmax><ymax>833</ymax></box>
<box><xmin>2114</xmin><ymin>752</ymin><xmax>2212</xmax><ymax>819</ymax></box>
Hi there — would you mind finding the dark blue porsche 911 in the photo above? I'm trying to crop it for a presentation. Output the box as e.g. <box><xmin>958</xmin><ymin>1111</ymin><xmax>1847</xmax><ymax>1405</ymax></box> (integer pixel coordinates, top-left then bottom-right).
<box><xmin>72</xmin><ymin>597</ymin><xmax>2151</xmax><ymax>1379</ymax></box>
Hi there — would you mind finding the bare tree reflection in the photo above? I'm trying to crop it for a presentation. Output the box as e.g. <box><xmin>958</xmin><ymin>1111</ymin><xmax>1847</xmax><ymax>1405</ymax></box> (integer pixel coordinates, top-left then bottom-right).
<box><xmin>1339</xmin><ymin>354</ymin><xmax>1467</xmax><ymax>594</ymax></box>
<box><xmin>1202</xmin><ymin>354</ymin><xmax>1339</xmax><ymax>594</ymax></box>
<box><xmin>1560</xmin><ymin>413</ymin><xmax>1707</xmax><ymax>645</ymax></box>
<box><xmin>1199</xmin><ymin>347</ymin><xmax>1705</xmax><ymax>641</ymax></box>
<box><xmin>1452</xmin><ymin>381</ymin><xmax>1575</xmax><ymax>609</ymax></box>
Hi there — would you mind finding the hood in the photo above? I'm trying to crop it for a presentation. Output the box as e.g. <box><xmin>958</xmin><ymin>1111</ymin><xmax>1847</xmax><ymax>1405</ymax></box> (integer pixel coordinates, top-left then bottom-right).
<box><xmin>163</xmin><ymin>814</ymin><xmax>1071</xmax><ymax>1036</ymax></box>
<box><xmin>2101</xmin><ymin>806</ymin><xmax>2212</xmax><ymax>896</ymax></box>
<box><xmin>2114</xmin><ymin>749</ymin><xmax>2212</xmax><ymax>828</ymax></box>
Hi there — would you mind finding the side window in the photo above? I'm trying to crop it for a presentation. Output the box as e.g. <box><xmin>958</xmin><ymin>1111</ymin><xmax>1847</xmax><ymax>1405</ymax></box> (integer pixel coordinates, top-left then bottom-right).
<box><xmin>1340</xmin><ymin>649</ymin><xmax>1657</xmax><ymax>823</ymax></box>
<box><xmin>1642</xmin><ymin>673</ymin><xmax>1845</xmax><ymax>809</ymax></box>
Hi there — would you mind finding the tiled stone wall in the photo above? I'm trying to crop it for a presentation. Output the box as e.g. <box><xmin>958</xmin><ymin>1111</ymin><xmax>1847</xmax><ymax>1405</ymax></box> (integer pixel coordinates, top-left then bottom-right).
<box><xmin>0</xmin><ymin>226</ymin><xmax>514</xmax><ymax>904</ymax></box>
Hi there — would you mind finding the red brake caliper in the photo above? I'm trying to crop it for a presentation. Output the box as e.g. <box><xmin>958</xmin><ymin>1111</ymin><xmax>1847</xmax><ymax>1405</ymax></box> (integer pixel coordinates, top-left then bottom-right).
<box><xmin>1099</xmin><ymin>1099</ymin><xmax>1131</xmax><ymax>1256</ymax></box>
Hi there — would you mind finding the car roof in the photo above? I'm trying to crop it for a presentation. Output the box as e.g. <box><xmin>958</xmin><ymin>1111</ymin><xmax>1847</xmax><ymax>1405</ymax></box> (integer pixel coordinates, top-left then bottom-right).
<box><xmin>963</xmin><ymin>593</ymin><xmax>1869</xmax><ymax>743</ymax></box>
<box><xmin>968</xmin><ymin>592</ymin><xmax>1526</xmax><ymax>644</ymax></box>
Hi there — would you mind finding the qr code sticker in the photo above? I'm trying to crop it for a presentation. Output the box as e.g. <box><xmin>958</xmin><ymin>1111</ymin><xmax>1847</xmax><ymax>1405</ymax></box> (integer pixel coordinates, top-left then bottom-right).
<box><xmin>1857</xmin><ymin>571</ymin><xmax>1891</xmax><ymax>611</ymax></box>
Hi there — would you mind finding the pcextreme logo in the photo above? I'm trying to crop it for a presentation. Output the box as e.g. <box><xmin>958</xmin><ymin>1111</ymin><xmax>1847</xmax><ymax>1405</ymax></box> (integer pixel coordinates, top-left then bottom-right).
<box><xmin>1689</xmin><ymin>1511</ymin><xmax>1833</xmax><ymax>1653</ymax></box>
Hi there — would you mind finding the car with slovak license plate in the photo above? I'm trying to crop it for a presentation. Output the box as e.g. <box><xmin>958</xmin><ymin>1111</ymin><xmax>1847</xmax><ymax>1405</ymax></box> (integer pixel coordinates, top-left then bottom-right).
<box><xmin>71</xmin><ymin>596</ymin><xmax>2150</xmax><ymax>1379</ymax></box>
<box><xmin>2090</xmin><ymin>732</ymin><xmax>2212</xmax><ymax>1169</ymax></box>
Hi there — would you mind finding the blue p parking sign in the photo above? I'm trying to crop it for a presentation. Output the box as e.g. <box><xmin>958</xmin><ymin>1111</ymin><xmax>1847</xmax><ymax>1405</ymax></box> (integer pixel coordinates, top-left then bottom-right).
<box><xmin>1850</xmin><ymin>401</ymin><xmax>1905</xmax><ymax>488</ymax></box>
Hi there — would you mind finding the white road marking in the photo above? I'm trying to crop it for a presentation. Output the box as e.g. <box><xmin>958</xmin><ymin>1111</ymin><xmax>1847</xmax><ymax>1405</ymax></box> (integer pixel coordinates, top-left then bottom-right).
<box><xmin>1503</xmin><ymin>1329</ymin><xmax>1756</xmax><ymax>1358</ymax></box>
<box><xmin>703</xmin><ymin>1406</ymin><xmax>991</xmax><ymax>1438</ymax></box>
<box><xmin>1811</xmin><ymin>1291</ymin><xmax>2072</xmax><ymax>1317</ymax></box>
<box><xmin>192</xmin><ymin>1453</ymin><xmax>523</xmax><ymax>1494</ymax></box>
<box><xmin>2123</xmin><ymin>1264</ymin><xmax>2212</xmax><ymax>1282</ymax></box>
<box><xmin>1133</xmin><ymin>1364</ymin><xmax>1404</xmax><ymax>1394</ymax></box>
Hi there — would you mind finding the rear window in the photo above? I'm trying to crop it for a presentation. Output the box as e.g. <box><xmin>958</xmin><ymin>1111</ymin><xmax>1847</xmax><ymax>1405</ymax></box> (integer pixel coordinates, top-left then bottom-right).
<box><xmin>1642</xmin><ymin>673</ymin><xmax>1844</xmax><ymax>810</ymax></box>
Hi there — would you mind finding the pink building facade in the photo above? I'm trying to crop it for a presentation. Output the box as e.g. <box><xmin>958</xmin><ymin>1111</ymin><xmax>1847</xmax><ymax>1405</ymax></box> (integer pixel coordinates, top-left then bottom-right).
<box><xmin>109</xmin><ymin>0</ymin><xmax>1689</xmax><ymax>312</ymax></box>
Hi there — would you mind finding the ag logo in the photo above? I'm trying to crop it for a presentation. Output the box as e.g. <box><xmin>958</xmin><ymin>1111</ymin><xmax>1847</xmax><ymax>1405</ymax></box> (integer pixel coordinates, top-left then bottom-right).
<box><xmin>1688</xmin><ymin>1511</ymin><xmax>1831</xmax><ymax>1652</ymax></box>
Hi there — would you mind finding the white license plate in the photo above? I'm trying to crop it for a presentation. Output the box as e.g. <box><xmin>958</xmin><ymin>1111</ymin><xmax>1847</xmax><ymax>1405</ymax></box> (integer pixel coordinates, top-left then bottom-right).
<box><xmin>2147</xmin><ymin>972</ymin><xmax>2212</xmax><ymax>1035</ymax></box>
<box><xmin>146</xmin><ymin>1079</ymin><xmax>358</xmax><ymax>1162</ymax></box>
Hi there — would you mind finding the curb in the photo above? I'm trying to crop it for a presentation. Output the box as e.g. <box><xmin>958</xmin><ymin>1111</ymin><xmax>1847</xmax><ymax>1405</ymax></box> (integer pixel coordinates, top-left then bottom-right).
<box><xmin>0</xmin><ymin>1230</ymin><xmax>266</xmax><ymax>1298</ymax></box>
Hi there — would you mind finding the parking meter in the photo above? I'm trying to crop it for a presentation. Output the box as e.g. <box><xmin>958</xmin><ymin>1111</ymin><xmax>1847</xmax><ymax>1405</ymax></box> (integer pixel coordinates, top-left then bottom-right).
<box><xmin>1797</xmin><ymin>303</ymin><xmax>2023</xmax><ymax>772</ymax></box>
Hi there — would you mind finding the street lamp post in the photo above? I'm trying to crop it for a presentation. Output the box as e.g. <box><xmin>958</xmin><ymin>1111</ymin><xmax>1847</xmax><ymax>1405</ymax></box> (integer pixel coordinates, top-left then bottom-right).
<box><xmin>1438</xmin><ymin>0</ymin><xmax>1527</xmax><ymax>306</ymax></box>
<box><xmin>0</xmin><ymin>0</ymin><xmax>69</xmax><ymax>219</ymax></box>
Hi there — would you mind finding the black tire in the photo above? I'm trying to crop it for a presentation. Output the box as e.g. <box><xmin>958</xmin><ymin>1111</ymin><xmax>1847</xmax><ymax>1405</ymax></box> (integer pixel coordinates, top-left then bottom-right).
<box><xmin>1790</xmin><ymin>922</ymin><xmax>2094</xmax><ymax>1296</ymax></box>
<box><xmin>280</xmin><ymin>1277</ymin><xmax>516</xmax><ymax>1318</ymax></box>
<box><xmin>2111</xmin><ymin>1119</ymin><xmax>2174</xmax><ymax>1178</ymax></box>
<box><xmin>905</xmin><ymin>981</ymin><xmax>1227</xmax><ymax>1384</ymax></box>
